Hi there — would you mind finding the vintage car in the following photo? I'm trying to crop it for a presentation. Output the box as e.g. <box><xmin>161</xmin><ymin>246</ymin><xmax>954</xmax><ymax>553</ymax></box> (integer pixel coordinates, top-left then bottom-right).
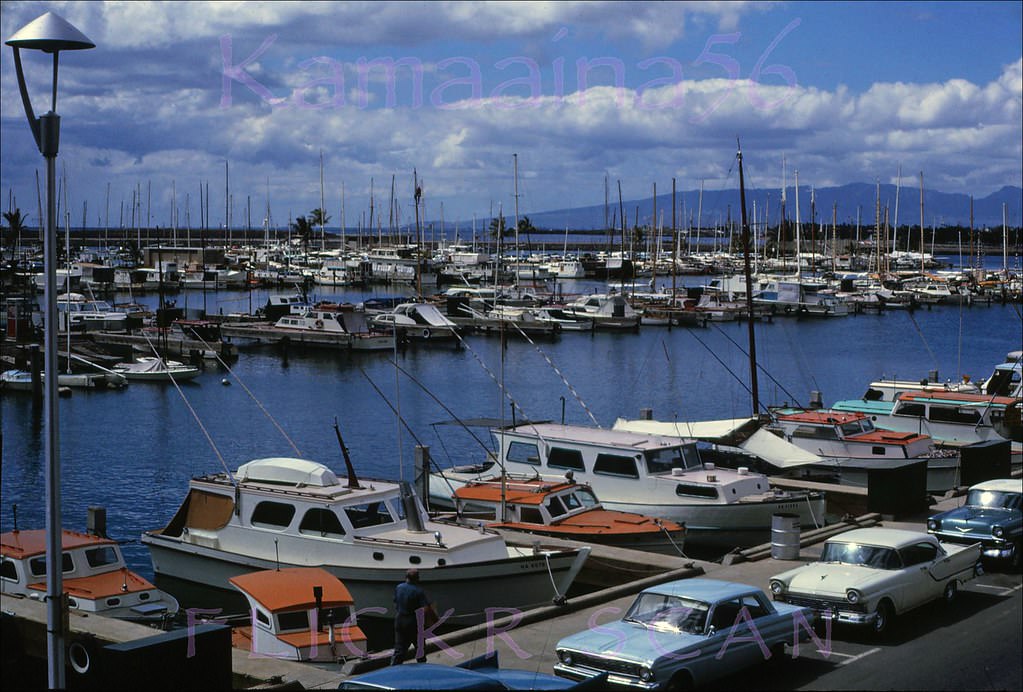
<box><xmin>927</xmin><ymin>478</ymin><xmax>1022</xmax><ymax>568</ymax></box>
<box><xmin>769</xmin><ymin>527</ymin><xmax>983</xmax><ymax>636</ymax></box>
<box><xmin>339</xmin><ymin>651</ymin><xmax>606</xmax><ymax>690</ymax></box>
<box><xmin>553</xmin><ymin>578</ymin><xmax>815</xmax><ymax>690</ymax></box>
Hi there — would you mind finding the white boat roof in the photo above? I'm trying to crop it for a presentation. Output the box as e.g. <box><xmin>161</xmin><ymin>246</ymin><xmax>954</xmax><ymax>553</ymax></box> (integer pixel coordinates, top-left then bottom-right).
<box><xmin>236</xmin><ymin>457</ymin><xmax>340</xmax><ymax>487</ymax></box>
<box><xmin>502</xmin><ymin>423</ymin><xmax>692</xmax><ymax>450</ymax></box>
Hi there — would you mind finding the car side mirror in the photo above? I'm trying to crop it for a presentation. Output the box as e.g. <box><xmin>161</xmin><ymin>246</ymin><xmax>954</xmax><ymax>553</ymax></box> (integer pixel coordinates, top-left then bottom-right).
<box><xmin>706</xmin><ymin>625</ymin><xmax>716</xmax><ymax>636</ymax></box>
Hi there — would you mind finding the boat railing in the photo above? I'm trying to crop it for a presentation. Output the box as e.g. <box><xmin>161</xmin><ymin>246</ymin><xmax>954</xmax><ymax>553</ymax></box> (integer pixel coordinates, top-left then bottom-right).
<box><xmin>353</xmin><ymin>533</ymin><xmax>462</xmax><ymax>549</ymax></box>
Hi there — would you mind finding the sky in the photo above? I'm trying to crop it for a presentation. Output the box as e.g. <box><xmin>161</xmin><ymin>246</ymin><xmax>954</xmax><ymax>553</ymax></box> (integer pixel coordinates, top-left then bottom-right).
<box><xmin>1</xmin><ymin>1</ymin><xmax>1021</xmax><ymax>234</ymax></box>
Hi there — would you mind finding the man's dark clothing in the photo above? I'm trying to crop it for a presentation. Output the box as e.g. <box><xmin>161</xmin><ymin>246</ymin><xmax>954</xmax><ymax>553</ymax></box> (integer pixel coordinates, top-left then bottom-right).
<box><xmin>390</xmin><ymin>580</ymin><xmax>431</xmax><ymax>665</ymax></box>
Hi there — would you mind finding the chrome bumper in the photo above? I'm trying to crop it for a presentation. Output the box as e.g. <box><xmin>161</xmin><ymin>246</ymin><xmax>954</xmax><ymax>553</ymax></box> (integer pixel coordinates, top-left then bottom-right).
<box><xmin>554</xmin><ymin>664</ymin><xmax>657</xmax><ymax>691</ymax></box>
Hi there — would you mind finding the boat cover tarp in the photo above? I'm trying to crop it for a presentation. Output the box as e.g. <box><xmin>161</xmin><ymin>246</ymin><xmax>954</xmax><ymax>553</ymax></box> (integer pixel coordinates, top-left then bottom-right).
<box><xmin>612</xmin><ymin>417</ymin><xmax>755</xmax><ymax>439</ymax></box>
<box><xmin>614</xmin><ymin>417</ymin><xmax>823</xmax><ymax>469</ymax></box>
<box><xmin>736</xmin><ymin>428</ymin><xmax>823</xmax><ymax>468</ymax></box>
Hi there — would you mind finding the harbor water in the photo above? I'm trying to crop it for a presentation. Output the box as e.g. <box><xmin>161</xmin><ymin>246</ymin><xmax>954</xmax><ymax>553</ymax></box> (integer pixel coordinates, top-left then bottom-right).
<box><xmin>2</xmin><ymin>264</ymin><xmax>1019</xmax><ymax>588</ymax></box>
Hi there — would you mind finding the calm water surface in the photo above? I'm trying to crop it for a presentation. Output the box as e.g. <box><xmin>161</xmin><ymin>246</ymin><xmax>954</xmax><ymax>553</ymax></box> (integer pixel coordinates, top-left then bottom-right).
<box><xmin>2</xmin><ymin>270</ymin><xmax>1020</xmax><ymax>579</ymax></box>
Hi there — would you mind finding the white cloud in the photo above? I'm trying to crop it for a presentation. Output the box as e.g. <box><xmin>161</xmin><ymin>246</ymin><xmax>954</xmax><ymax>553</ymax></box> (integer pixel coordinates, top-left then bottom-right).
<box><xmin>1</xmin><ymin>3</ymin><xmax>1020</xmax><ymax>228</ymax></box>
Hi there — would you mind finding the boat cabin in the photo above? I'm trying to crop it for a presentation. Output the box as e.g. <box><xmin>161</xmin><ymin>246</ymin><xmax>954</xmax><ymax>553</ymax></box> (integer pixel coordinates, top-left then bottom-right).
<box><xmin>0</xmin><ymin>529</ymin><xmax>178</xmax><ymax>623</ymax></box>
<box><xmin>229</xmin><ymin>567</ymin><xmax>366</xmax><ymax>662</ymax></box>
<box><xmin>454</xmin><ymin>478</ymin><xmax>601</xmax><ymax>524</ymax></box>
<box><xmin>492</xmin><ymin>423</ymin><xmax>775</xmax><ymax>506</ymax></box>
<box><xmin>770</xmin><ymin>409</ymin><xmax>934</xmax><ymax>459</ymax></box>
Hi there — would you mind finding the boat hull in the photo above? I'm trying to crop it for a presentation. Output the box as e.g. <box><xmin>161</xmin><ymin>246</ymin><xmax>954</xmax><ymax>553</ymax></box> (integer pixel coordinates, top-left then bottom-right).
<box><xmin>142</xmin><ymin>533</ymin><xmax>587</xmax><ymax>627</ymax></box>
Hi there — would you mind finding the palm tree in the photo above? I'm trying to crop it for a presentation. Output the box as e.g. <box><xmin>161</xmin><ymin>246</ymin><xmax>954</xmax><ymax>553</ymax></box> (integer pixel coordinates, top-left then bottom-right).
<box><xmin>292</xmin><ymin>215</ymin><xmax>313</xmax><ymax>255</ymax></box>
<box><xmin>309</xmin><ymin>208</ymin><xmax>331</xmax><ymax>228</ymax></box>
<box><xmin>3</xmin><ymin>208</ymin><xmax>28</xmax><ymax>262</ymax></box>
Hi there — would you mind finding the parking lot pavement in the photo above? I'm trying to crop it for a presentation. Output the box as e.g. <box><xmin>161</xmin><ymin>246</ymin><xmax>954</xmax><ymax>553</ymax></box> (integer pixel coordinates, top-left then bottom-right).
<box><xmin>426</xmin><ymin>508</ymin><xmax>1021</xmax><ymax>691</ymax></box>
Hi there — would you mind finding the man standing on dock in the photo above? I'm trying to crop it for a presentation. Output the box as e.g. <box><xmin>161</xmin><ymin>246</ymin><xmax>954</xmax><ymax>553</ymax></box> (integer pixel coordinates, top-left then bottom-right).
<box><xmin>390</xmin><ymin>568</ymin><xmax>434</xmax><ymax>665</ymax></box>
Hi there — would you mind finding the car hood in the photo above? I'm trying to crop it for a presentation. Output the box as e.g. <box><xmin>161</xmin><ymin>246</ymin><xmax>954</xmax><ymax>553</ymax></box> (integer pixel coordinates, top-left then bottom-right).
<box><xmin>557</xmin><ymin>620</ymin><xmax>704</xmax><ymax>665</ymax></box>
<box><xmin>936</xmin><ymin>507</ymin><xmax>1014</xmax><ymax>532</ymax></box>
<box><xmin>781</xmin><ymin>562</ymin><xmax>885</xmax><ymax>597</ymax></box>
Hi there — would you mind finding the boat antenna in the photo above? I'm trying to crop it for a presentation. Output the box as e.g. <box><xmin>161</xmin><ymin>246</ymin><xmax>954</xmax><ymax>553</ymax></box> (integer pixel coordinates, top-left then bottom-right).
<box><xmin>333</xmin><ymin>417</ymin><xmax>362</xmax><ymax>489</ymax></box>
<box><xmin>12</xmin><ymin>504</ymin><xmax>17</xmax><ymax>533</ymax></box>
<box><xmin>274</xmin><ymin>538</ymin><xmax>280</xmax><ymax>571</ymax></box>
<box><xmin>736</xmin><ymin>139</ymin><xmax>761</xmax><ymax>417</ymax></box>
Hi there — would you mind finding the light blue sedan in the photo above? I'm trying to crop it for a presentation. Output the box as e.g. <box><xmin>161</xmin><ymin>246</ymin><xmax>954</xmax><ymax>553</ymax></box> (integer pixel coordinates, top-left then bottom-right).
<box><xmin>554</xmin><ymin>578</ymin><xmax>816</xmax><ymax>690</ymax></box>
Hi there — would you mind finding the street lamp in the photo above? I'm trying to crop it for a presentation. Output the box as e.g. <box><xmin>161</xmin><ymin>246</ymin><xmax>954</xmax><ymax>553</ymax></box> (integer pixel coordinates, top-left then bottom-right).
<box><xmin>6</xmin><ymin>12</ymin><xmax>94</xmax><ymax>690</ymax></box>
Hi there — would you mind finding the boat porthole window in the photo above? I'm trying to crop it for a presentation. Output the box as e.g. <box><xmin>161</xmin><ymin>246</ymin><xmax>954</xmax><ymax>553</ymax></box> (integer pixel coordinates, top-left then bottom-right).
<box><xmin>731</xmin><ymin>488</ymin><xmax>737</xmax><ymax>494</ymax></box>
<box><xmin>373</xmin><ymin>552</ymin><xmax>384</xmax><ymax>561</ymax></box>
<box><xmin>437</xmin><ymin>559</ymin><xmax>447</xmax><ymax>566</ymax></box>
<box><xmin>409</xmin><ymin>556</ymin><xmax>421</xmax><ymax>564</ymax></box>
<box><xmin>139</xmin><ymin>593</ymin><xmax>150</xmax><ymax>601</ymax></box>
<box><xmin>68</xmin><ymin>598</ymin><xmax>79</xmax><ymax>609</ymax></box>
<box><xmin>106</xmin><ymin>597</ymin><xmax>121</xmax><ymax>607</ymax></box>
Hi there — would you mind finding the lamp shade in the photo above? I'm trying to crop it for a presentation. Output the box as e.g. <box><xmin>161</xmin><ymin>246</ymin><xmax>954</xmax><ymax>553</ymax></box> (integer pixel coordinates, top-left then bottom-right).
<box><xmin>6</xmin><ymin>11</ymin><xmax>94</xmax><ymax>52</ymax></box>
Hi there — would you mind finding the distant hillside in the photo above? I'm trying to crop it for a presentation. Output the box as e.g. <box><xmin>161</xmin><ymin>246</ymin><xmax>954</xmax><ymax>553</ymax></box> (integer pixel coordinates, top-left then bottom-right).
<box><xmin>518</xmin><ymin>184</ymin><xmax>1022</xmax><ymax>231</ymax></box>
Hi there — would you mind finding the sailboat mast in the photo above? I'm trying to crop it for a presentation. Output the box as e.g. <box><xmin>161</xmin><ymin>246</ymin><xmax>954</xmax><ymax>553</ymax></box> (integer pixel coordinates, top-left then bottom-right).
<box><xmin>319</xmin><ymin>150</ymin><xmax>325</xmax><ymax>251</ymax></box>
<box><xmin>794</xmin><ymin>171</ymin><xmax>801</xmax><ymax>279</ymax></box>
<box><xmin>671</xmin><ymin>178</ymin><xmax>678</xmax><ymax>300</ymax></box>
<box><xmin>919</xmin><ymin>172</ymin><xmax>925</xmax><ymax>274</ymax></box>
<box><xmin>513</xmin><ymin>153</ymin><xmax>520</xmax><ymax>263</ymax></box>
<box><xmin>737</xmin><ymin>141</ymin><xmax>759</xmax><ymax>417</ymax></box>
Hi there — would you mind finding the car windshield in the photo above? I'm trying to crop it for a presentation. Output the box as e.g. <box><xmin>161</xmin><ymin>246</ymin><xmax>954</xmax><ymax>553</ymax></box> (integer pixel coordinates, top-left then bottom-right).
<box><xmin>623</xmin><ymin>592</ymin><xmax>709</xmax><ymax>634</ymax></box>
<box><xmin>820</xmin><ymin>541</ymin><xmax>901</xmax><ymax>569</ymax></box>
<box><xmin>967</xmin><ymin>489</ymin><xmax>1021</xmax><ymax>510</ymax></box>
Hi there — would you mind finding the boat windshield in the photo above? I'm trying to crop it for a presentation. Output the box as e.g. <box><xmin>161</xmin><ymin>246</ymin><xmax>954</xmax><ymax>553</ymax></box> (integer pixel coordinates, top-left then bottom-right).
<box><xmin>571</xmin><ymin>488</ymin><xmax>599</xmax><ymax>508</ymax></box>
<box><xmin>623</xmin><ymin>592</ymin><xmax>709</xmax><ymax>634</ymax></box>
<box><xmin>344</xmin><ymin>501</ymin><xmax>395</xmax><ymax>529</ymax></box>
<box><xmin>840</xmin><ymin>421</ymin><xmax>866</xmax><ymax>437</ymax></box>
<box><xmin>966</xmin><ymin>489</ymin><xmax>1022</xmax><ymax>510</ymax></box>
<box><xmin>85</xmin><ymin>546</ymin><xmax>120</xmax><ymax>568</ymax></box>
<box><xmin>820</xmin><ymin>542</ymin><xmax>902</xmax><ymax>569</ymax></box>
<box><xmin>644</xmin><ymin>445</ymin><xmax>699</xmax><ymax>474</ymax></box>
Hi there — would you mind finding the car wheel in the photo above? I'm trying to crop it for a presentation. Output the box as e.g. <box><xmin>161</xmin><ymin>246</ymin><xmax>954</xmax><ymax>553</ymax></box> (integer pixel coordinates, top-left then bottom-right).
<box><xmin>666</xmin><ymin>670</ymin><xmax>694</xmax><ymax>692</ymax></box>
<box><xmin>943</xmin><ymin>580</ymin><xmax>958</xmax><ymax>605</ymax></box>
<box><xmin>769</xmin><ymin>642</ymin><xmax>786</xmax><ymax>665</ymax></box>
<box><xmin>1011</xmin><ymin>543</ymin><xmax>1022</xmax><ymax>573</ymax></box>
<box><xmin>873</xmin><ymin>600</ymin><xmax>894</xmax><ymax>637</ymax></box>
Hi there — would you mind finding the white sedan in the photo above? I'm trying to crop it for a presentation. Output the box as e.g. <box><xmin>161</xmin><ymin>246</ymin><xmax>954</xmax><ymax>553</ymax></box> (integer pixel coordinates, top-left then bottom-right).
<box><xmin>769</xmin><ymin>527</ymin><xmax>983</xmax><ymax>636</ymax></box>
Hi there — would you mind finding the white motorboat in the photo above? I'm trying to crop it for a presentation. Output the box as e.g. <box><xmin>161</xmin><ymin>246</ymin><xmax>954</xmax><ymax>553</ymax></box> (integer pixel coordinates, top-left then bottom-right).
<box><xmin>141</xmin><ymin>457</ymin><xmax>589</xmax><ymax>627</ymax></box>
<box><xmin>1</xmin><ymin>368</ymin><xmax>126</xmax><ymax>390</ymax></box>
<box><xmin>865</xmin><ymin>350</ymin><xmax>1021</xmax><ymax>402</ymax></box>
<box><xmin>369</xmin><ymin>302</ymin><xmax>459</xmax><ymax>340</ymax></box>
<box><xmin>564</xmin><ymin>294</ymin><xmax>641</xmax><ymax>329</ymax></box>
<box><xmin>56</xmin><ymin>293</ymin><xmax>130</xmax><ymax>332</ymax></box>
<box><xmin>275</xmin><ymin>306</ymin><xmax>395</xmax><ymax>351</ymax></box>
<box><xmin>769</xmin><ymin>408</ymin><xmax>936</xmax><ymax>460</ymax></box>
<box><xmin>1</xmin><ymin>528</ymin><xmax>178</xmax><ymax>625</ymax></box>
<box><xmin>831</xmin><ymin>390</ymin><xmax>1022</xmax><ymax>458</ymax></box>
<box><xmin>429</xmin><ymin>423</ymin><xmax>825</xmax><ymax>548</ymax></box>
<box><xmin>112</xmin><ymin>357</ymin><xmax>201</xmax><ymax>382</ymax></box>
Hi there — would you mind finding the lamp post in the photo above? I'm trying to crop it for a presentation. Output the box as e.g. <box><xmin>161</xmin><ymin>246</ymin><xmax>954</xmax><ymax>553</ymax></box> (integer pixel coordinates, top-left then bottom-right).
<box><xmin>6</xmin><ymin>12</ymin><xmax>94</xmax><ymax>689</ymax></box>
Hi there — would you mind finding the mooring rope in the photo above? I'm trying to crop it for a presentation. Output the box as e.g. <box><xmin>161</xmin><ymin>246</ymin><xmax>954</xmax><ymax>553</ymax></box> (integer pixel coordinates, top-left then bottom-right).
<box><xmin>138</xmin><ymin>329</ymin><xmax>233</xmax><ymax>483</ymax></box>
<box><xmin>510</xmin><ymin>322</ymin><xmax>601</xmax><ymax>429</ymax></box>
<box><xmin>184</xmin><ymin>326</ymin><xmax>302</xmax><ymax>458</ymax></box>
